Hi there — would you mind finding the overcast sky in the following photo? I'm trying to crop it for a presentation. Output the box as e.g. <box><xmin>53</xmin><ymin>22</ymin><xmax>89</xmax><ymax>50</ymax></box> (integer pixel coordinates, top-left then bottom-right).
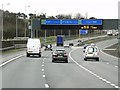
<box><xmin>0</xmin><ymin>0</ymin><xmax>119</xmax><ymax>19</ymax></box>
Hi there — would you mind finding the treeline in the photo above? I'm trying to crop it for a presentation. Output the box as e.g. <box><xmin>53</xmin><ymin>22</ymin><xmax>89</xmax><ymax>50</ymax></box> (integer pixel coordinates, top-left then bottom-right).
<box><xmin>3</xmin><ymin>11</ymin><xmax>96</xmax><ymax>39</ymax></box>
<box><xmin>3</xmin><ymin>11</ymin><xmax>26</xmax><ymax>39</ymax></box>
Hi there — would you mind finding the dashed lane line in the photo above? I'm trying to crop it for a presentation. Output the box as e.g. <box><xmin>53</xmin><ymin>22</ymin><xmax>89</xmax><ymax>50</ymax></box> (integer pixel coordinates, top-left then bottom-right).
<box><xmin>69</xmin><ymin>49</ymin><xmax>119</xmax><ymax>88</ymax></box>
<box><xmin>45</xmin><ymin>84</ymin><xmax>49</xmax><ymax>88</ymax></box>
<box><xmin>43</xmin><ymin>75</ymin><xmax>45</xmax><ymax>78</ymax></box>
<box><xmin>42</xmin><ymin>64</ymin><xmax>44</xmax><ymax>67</ymax></box>
<box><xmin>42</xmin><ymin>69</ymin><xmax>44</xmax><ymax>72</ymax></box>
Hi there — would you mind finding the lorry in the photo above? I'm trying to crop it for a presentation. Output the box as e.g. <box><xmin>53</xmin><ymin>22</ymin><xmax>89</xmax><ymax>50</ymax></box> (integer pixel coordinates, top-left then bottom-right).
<box><xmin>56</xmin><ymin>35</ymin><xmax>64</xmax><ymax>46</ymax></box>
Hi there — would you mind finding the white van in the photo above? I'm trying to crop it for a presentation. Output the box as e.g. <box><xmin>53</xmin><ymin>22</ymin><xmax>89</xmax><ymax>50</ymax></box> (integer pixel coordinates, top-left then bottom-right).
<box><xmin>84</xmin><ymin>46</ymin><xmax>99</xmax><ymax>61</ymax></box>
<box><xmin>26</xmin><ymin>38</ymin><xmax>41</xmax><ymax>57</ymax></box>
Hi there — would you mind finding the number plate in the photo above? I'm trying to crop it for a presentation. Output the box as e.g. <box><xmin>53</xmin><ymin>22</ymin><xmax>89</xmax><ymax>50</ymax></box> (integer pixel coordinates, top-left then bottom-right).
<box><xmin>58</xmin><ymin>56</ymin><xmax>63</xmax><ymax>57</ymax></box>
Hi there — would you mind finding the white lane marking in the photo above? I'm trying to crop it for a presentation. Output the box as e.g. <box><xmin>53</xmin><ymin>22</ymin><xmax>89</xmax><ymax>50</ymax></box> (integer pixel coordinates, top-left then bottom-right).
<box><xmin>43</xmin><ymin>75</ymin><xmax>45</xmax><ymax>77</ymax></box>
<box><xmin>42</xmin><ymin>69</ymin><xmax>44</xmax><ymax>72</ymax></box>
<box><xmin>42</xmin><ymin>62</ymin><xmax>44</xmax><ymax>64</ymax></box>
<box><xmin>115</xmin><ymin>66</ymin><xmax>118</xmax><ymax>68</ymax></box>
<box><xmin>42</xmin><ymin>64</ymin><xmax>44</xmax><ymax>67</ymax></box>
<box><xmin>103</xmin><ymin>49</ymin><xmax>116</xmax><ymax>50</ymax></box>
<box><xmin>106</xmin><ymin>63</ymin><xmax>109</xmax><ymax>64</ymax></box>
<box><xmin>0</xmin><ymin>54</ymin><xmax>25</xmax><ymax>67</ymax></box>
<box><xmin>69</xmin><ymin>49</ymin><xmax>119</xmax><ymax>88</ymax></box>
<box><xmin>45</xmin><ymin>84</ymin><xmax>49</xmax><ymax>88</ymax></box>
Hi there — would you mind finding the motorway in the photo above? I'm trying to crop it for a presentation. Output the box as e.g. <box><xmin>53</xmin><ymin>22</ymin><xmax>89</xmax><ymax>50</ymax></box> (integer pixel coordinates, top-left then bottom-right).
<box><xmin>0</xmin><ymin>37</ymin><xmax>119</xmax><ymax>88</ymax></box>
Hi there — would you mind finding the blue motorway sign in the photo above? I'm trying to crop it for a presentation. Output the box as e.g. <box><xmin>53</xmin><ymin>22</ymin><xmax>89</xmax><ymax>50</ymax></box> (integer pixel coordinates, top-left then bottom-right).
<box><xmin>41</xmin><ymin>19</ymin><xmax>79</xmax><ymax>25</ymax></box>
<box><xmin>61</xmin><ymin>20</ymin><xmax>78</xmax><ymax>25</ymax></box>
<box><xmin>80</xmin><ymin>30</ymin><xmax>88</xmax><ymax>34</ymax></box>
<box><xmin>41</xmin><ymin>19</ymin><xmax>102</xmax><ymax>25</ymax></box>
<box><xmin>81</xmin><ymin>19</ymin><xmax>102</xmax><ymax>25</ymax></box>
<box><xmin>41</xmin><ymin>20</ymin><xmax>60</xmax><ymax>25</ymax></box>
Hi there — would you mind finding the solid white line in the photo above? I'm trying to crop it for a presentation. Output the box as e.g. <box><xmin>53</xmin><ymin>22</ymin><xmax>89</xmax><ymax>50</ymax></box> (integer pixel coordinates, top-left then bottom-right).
<box><xmin>103</xmin><ymin>49</ymin><xmax>116</xmax><ymax>50</ymax></box>
<box><xmin>45</xmin><ymin>84</ymin><xmax>49</xmax><ymax>88</ymax></box>
<box><xmin>43</xmin><ymin>75</ymin><xmax>45</xmax><ymax>77</ymax></box>
<box><xmin>106</xmin><ymin>63</ymin><xmax>109</xmax><ymax>64</ymax></box>
<box><xmin>69</xmin><ymin>49</ymin><xmax>119</xmax><ymax>88</ymax></box>
<box><xmin>0</xmin><ymin>54</ymin><xmax>25</xmax><ymax>67</ymax></box>
<box><xmin>115</xmin><ymin>66</ymin><xmax>118</xmax><ymax>68</ymax></box>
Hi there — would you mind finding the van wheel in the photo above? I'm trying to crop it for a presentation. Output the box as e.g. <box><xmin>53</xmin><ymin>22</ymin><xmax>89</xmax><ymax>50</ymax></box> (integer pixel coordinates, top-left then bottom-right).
<box><xmin>52</xmin><ymin>59</ymin><xmax>54</xmax><ymax>63</ymax></box>
<box><xmin>84</xmin><ymin>58</ymin><xmax>87</xmax><ymax>61</ymax></box>
<box><xmin>39</xmin><ymin>54</ymin><xmax>41</xmax><ymax>57</ymax></box>
<box><xmin>27</xmin><ymin>53</ymin><xmax>30</xmax><ymax>57</ymax></box>
<box><xmin>65</xmin><ymin>60</ymin><xmax>68</xmax><ymax>63</ymax></box>
<box><xmin>96</xmin><ymin>58</ymin><xmax>99</xmax><ymax>61</ymax></box>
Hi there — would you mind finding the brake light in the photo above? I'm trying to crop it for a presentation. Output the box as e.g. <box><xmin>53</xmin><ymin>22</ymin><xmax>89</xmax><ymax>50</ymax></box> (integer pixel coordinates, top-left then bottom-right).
<box><xmin>53</xmin><ymin>53</ymin><xmax>57</xmax><ymax>56</ymax></box>
<box><xmin>64</xmin><ymin>54</ymin><xmax>68</xmax><ymax>56</ymax></box>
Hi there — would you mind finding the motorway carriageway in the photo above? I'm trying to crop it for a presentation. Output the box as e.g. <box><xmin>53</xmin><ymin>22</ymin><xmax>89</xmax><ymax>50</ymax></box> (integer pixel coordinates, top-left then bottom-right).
<box><xmin>0</xmin><ymin>37</ymin><xmax>119</xmax><ymax>88</ymax></box>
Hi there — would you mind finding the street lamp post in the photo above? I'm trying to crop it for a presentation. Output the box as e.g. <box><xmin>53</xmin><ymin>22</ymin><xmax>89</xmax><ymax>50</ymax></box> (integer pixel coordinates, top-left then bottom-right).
<box><xmin>16</xmin><ymin>15</ymin><xmax>18</xmax><ymax>37</ymax></box>
<box><xmin>25</xmin><ymin>5</ymin><xmax>30</xmax><ymax>37</ymax></box>
<box><xmin>1</xmin><ymin>4</ymin><xmax>3</xmax><ymax>40</ymax></box>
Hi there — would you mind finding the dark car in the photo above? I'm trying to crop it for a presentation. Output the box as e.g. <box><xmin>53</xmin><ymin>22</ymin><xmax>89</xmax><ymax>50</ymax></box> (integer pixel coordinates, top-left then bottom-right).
<box><xmin>44</xmin><ymin>44</ymin><xmax>52</xmax><ymax>51</ymax></box>
<box><xmin>69</xmin><ymin>43</ymin><xmax>74</xmax><ymax>46</ymax></box>
<box><xmin>52</xmin><ymin>49</ymin><xmax>68</xmax><ymax>63</ymax></box>
<box><xmin>78</xmin><ymin>40</ymin><xmax>82</xmax><ymax>42</ymax></box>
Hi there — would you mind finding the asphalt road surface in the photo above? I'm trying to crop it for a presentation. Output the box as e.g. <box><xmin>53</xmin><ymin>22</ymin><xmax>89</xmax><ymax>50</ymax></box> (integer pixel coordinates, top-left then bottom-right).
<box><xmin>1</xmin><ymin>38</ymin><xmax>119</xmax><ymax>88</ymax></box>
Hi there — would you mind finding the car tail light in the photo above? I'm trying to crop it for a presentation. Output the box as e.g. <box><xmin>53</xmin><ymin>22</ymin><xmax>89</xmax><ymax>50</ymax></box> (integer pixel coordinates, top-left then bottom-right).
<box><xmin>64</xmin><ymin>54</ymin><xmax>68</xmax><ymax>56</ymax></box>
<box><xmin>53</xmin><ymin>53</ymin><xmax>57</xmax><ymax>56</ymax></box>
<box><xmin>53</xmin><ymin>54</ymin><xmax>57</xmax><ymax>57</ymax></box>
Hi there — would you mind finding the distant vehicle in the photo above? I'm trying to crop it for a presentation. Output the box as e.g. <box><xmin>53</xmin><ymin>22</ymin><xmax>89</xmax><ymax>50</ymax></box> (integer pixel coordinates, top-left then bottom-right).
<box><xmin>78</xmin><ymin>40</ymin><xmax>82</xmax><ymax>42</ymax></box>
<box><xmin>56</xmin><ymin>35</ymin><xmax>64</xmax><ymax>46</ymax></box>
<box><xmin>107</xmin><ymin>30</ymin><xmax>118</xmax><ymax>36</ymax></box>
<box><xmin>107</xmin><ymin>30</ymin><xmax>113</xmax><ymax>36</ymax></box>
<box><xmin>77</xmin><ymin>41</ymin><xmax>84</xmax><ymax>46</ymax></box>
<box><xmin>84</xmin><ymin>46</ymin><xmax>99</xmax><ymax>61</ymax></box>
<box><xmin>64</xmin><ymin>44</ymin><xmax>69</xmax><ymax>48</ymax></box>
<box><xmin>26</xmin><ymin>38</ymin><xmax>41</xmax><ymax>57</ymax></box>
<box><xmin>114</xmin><ymin>31</ymin><xmax>119</xmax><ymax>36</ymax></box>
<box><xmin>90</xmin><ymin>43</ymin><xmax>96</xmax><ymax>46</ymax></box>
<box><xmin>44</xmin><ymin>44</ymin><xmax>52</xmax><ymax>51</ymax></box>
<box><xmin>69</xmin><ymin>43</ymin><xmax>74</xmax><ymax>46</ymax></box>
<box><xmin>52</xmin><ymin>49</ymin><xmax>68</xmax><ymax>63</ymax></box>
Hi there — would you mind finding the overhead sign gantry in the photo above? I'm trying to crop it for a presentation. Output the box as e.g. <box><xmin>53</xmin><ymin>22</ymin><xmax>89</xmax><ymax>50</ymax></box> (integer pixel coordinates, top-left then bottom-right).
<box><xmin>40</xmin><ymin>19</ymin><xmax>103</xmax><ymax>30</ymax></box>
